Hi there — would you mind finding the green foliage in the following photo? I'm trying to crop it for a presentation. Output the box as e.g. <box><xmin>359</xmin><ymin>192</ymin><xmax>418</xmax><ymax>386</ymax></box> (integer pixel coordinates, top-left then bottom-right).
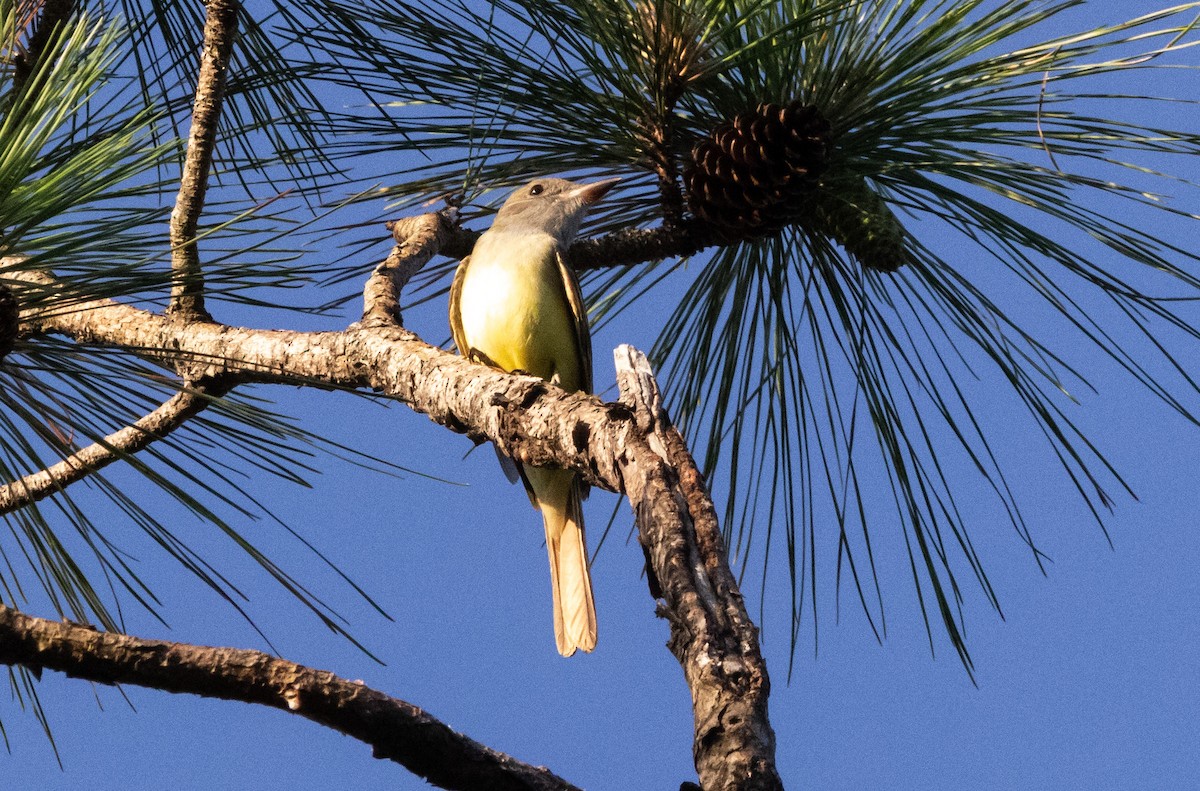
<box><xmin>0</xmin><ymin>10</ymin><xmax>177</xmax><ymax>308</ymax></box>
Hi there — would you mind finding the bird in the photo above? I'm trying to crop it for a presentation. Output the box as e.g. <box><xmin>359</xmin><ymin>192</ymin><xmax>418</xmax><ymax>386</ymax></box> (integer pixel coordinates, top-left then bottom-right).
<box><xmin>449</xmin><ymin>176</ymin><xmax>618</xmax><ymax>656</ymax></box>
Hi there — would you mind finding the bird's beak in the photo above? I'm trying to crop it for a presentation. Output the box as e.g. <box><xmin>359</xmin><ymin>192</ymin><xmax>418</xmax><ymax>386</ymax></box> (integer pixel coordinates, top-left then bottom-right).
<box><xmin>568</xmin><ymin>177</ymin><xmax>620</xmax><ymax>206</ymax></box>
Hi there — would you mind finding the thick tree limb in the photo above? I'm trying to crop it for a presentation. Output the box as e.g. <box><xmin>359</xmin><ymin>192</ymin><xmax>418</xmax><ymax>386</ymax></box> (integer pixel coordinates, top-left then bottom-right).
<box><xmin>0</xmin><ymin>387</ymin><xmax>218</xmax><ymax>516</ymax></box>
<box><xmin>614</xmin><ymin>346</ymin><xmax>782</xmax><ymax>791</ymax></box>
<box><xmin>13</xmin><ymin>268</ymin><xmax>625</xmax><ymax>491</ymax></box>
<box><xmin>0</xmin><ymin>605</ymin><xmax>580</xmax><ymax>791</ymax></box>
<box><xmin>167</xmin><ymin>0</ymin><xmax>239</xmax><ymax>321</ymax></box>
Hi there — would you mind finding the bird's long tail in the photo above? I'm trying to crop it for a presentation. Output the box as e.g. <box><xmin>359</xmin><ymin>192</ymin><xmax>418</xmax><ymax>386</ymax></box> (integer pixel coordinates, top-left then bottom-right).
<box><xmin>527</xmin><ymin>467</ymin><xmax>597</xmax><ymax>656</ymax></box>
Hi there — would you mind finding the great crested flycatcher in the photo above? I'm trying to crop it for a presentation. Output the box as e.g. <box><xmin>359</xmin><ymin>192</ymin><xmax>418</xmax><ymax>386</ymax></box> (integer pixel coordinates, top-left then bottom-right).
<box><xmin>449</xmin><ymin>176</ymin><xmax>618</xmax><ymax>656</ymax></box>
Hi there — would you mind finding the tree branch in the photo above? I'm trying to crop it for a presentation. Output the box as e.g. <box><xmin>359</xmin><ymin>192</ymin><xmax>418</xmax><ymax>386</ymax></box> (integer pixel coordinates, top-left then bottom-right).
<box><xmin>569</xmin><ymin>219</ymin><xmax>716</xmax><ymax>271</ymax></box>
<box><xmin>167</xmin><ymin>0</ymin><xmax>239</xmax><ymax>321</ymax></box>
<box><xmin>0</xmin><ymin>386</ymin><xmax>219</xmax><ymax>516</ymax></box>
<box><xmin>12</xmin><ymin>269</ymin><xmax>624</xmax><ymax>490</ymax></box>
<box><xmin>11</xmin><ymin>0</ymin><xmax>76</xmax><ymax>92</ymax></box>
<box><xmin>415</xmin><ymin>216</ymin><xmax>716</xmax><ymax>275</ymax></box>
<box><xmin>0</xmin><ymin>605</ymin><xmax>580</xmax><ymax>791</ymax></box>
<box><xmin>614</xmin><ymin>346</ymin><xmax>782</xmax><ymax>791</ymax></box>
<box><xmin>7</xmin><ymin>210</ymin><xmax>780</xmax><ymax>788</ymax></box>
<box><xmin>364</xmin><ymin>209</ymin><xmax>459</xmax><ymax>328</ymax></box>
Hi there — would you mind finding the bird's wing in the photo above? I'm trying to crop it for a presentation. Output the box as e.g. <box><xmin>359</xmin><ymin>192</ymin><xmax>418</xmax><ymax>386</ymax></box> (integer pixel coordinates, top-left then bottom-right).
<box><xmin>555</xmin><ymin>248</ymin><xmax>592</xmax><ymax>395</ymax></box>
<box><xmin>556</xmin><ymin>247</ymin><xmax>592</xmax><ymax>502</ymax></box>
<box><xmin>448</xmin><ymin>255</ymin><xmax>470</xmax><ymax>356</ymax></box>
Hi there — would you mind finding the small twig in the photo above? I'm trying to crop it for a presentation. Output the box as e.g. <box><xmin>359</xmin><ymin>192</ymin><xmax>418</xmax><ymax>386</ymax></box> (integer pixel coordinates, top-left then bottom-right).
<box><xmin>569</xmin><ymin>219</ymin><xmax>714</xmax><ymax>271</ymax></box>
<box><xmin>167</xmin><ymin>0</ymin><xmax>240</xmax><ymax>322</ymax></box>
<box><xmin>0</xmin><ymin>387</ymin><xmax>220</xmax><ymax>516</ymax></box>
<box><xmin>363</xmin><ymin>209</ymin><xmax>459</xmax><ymax>327</ymax></box>
<box><xmin>0</xmin><ymin>605</ymin><xmax>581</xmax><ymax>791</ymax></box>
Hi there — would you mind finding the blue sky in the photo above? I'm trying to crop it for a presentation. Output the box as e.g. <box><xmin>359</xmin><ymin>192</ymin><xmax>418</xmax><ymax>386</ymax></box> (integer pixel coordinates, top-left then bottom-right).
<box><xmin>3</xmin><ymin>2</ymin><xmax>1200</xmax><ymax>789</ymax></box>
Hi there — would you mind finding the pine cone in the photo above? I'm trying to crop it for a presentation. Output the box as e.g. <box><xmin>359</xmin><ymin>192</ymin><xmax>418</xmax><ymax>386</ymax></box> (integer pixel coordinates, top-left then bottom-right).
<box><xmin>796</xmin><ymin>178</ymin><xmax>909</xmax><ymax>273</ymax></box>
<box><xmin>684</xmin><ymin>101</ymin><xmax>831</xmax><ymax>242</ymax></box>
<box><xmin>685</xmin><ymin>101</ymin><xmax>908</xmax><ymax>273</ymax></box>
<box><xmin>0</xmin><ymin>282</ymin><xmax>18</xmax><ymax>360</ymax></box>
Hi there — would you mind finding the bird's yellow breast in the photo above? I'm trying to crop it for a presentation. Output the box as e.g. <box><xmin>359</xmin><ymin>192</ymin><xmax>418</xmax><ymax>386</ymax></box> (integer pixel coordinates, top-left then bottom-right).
<box><xmin>457</xmin><ymin>230</ymin><xmax>583</xmax><ymax>390</ymax></box>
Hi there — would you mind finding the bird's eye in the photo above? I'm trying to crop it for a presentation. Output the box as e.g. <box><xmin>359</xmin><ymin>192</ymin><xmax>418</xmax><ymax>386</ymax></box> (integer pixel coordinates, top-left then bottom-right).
<box><xmin>529</xmin><ymin>183</ymin><xmax>544</xmax><ymax>196</ymax></box>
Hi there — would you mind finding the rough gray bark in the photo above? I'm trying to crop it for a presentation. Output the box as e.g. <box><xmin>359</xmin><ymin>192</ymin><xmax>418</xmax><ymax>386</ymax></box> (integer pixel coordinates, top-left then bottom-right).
<box><xmin>365</xmin><ymin>211</ymin><xmax>461</xmax><ymax>327</ymax></box>
<box><xmin>615</xmin><ymin>346</ymin><xmax>782</xmax><ymax>791</ymax></box>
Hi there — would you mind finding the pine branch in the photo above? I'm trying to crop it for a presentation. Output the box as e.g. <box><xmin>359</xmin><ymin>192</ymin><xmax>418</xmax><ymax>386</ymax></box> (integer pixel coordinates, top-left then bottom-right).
<box><xmin>365</xmin><ymin>210</ymin><xmax>460</xmax><ymax>327</ymax></box>
<box><xmin>12</xmin><ymin>264</ymin><xmax>630</xmax><ymax>492</ymax></box>
<box><xmin>0</xmin><ymin>387</ymin><xmax>219</xmax><ymax>516</ymax></box>
<box><xmin>403</xmin><ymin>216</ymin><xmax>716</xmax><ymax>274</ymax></box>
<box><xmin>0</xmin><ymin>605</ymin><xmax>581</xmax><ymax>791</ymax></box>
<box><xmin>569</xmin><ymin>219</ymin><xmax>716</xmax><ymax>271</ymax></box>
<box><xmin>168</xmin><ymin>0</ymin><xmax>240</xmax><ymax>322</ymax></box>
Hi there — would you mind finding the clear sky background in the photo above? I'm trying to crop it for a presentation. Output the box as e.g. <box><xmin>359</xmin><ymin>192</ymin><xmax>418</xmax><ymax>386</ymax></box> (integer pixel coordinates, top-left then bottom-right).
<box><xmin>3</xmin><ymin>2</ymin><xmax>1200</xmax><ymax>790</ymax></box>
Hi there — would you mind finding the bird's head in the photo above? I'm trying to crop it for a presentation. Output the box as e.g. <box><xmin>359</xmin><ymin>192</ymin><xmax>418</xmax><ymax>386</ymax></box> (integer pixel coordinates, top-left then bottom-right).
<box><xmin>491</xmin><ymin>177</ymin><xmax>620</xmax><ymax>247</ymax></box>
